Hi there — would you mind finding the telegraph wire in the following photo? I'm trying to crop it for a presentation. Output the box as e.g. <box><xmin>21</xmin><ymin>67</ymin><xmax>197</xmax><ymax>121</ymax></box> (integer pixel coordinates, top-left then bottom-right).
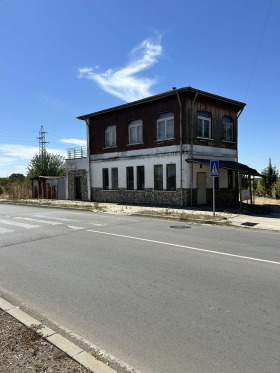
<box><xmin>0</xmin><ymin>128</ymin><xmax>37</xmax><ymax>132</ymax></box>
<box><xmin>244</xmin><ymin>0</ymin><xmax>272</xmax><ymax>100</ymax></box>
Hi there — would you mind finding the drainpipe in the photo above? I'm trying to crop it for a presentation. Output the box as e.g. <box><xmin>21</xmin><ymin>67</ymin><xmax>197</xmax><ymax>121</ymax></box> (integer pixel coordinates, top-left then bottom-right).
<box><xmin>190</xmin><ymin>91</ymin><xmax>198</xmax><ymax>207</ymax></box>
<box><xmin>85</xmin><ymin>118</ymin><xmax>92</xmax><ymax>201</ymax></box>
<box><xmin>237</xmin><ymin>107</ymin><xmax>244</xmax><ymax>211</ymax></box>
<box><xmin>236</xmin><ymin>108</ymin><xmax>244</xmax><ymax>162</ymax></box>
<box><xmin>174</xmin><ymin>88</ymin><xmax>183</xmax><ymax>207</ymax></box>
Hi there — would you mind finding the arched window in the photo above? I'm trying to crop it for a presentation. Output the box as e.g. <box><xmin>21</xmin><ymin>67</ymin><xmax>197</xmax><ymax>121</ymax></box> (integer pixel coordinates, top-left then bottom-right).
<box><xmin>128</xmin><ymin>119</ymin><xmax>143</xmax><ymax>144</ymax></box>
<box><xmin>196</xmin><ymin>112</ymin><xmax>211</xmax><ymax>138</ymax></box>
<box><xmin>222</xmin><ymin>116</ymin><xmax>233</xmax><ymax>141</ymax></box>
<box><xmin>156</xmin><ymin>112</ymin><xmax>174</xmax><ymax>140</ymax></box>
<box><xmin>105</xmin><ymin>125</ymin><xmax>116</xmax><ymax>147</ymax></box>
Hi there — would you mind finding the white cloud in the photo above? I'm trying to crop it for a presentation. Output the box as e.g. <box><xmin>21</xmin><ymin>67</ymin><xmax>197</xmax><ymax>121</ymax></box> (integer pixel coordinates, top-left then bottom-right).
<box><xmin>0</xmin><ymin>144</ymin><xmax>67</xmax><ymax>177</ymax></box>
<box><xmin>78</xmin><ymin>35</ymin><xmax>163</xmax><ymax>102</ymax></box>
<box><xmin>60</xmin><ymin>138</ymin><xmax>87</xmax><ymax>146</ymax></box>
<box><xmin>0</xmin><ymin>145</ymin><xmax>39</xmax><ymax>160</ymax></box>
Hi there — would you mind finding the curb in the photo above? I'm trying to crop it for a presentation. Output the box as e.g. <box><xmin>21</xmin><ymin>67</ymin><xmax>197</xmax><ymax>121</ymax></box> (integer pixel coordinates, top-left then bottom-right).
<box><xmin>0</xmin><ymin>297</ymin><xmax>115</xmax><ymax>373</ymax></box>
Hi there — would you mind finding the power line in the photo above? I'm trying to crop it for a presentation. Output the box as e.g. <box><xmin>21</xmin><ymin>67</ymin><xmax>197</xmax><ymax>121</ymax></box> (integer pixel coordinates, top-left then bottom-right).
<box><xmin>244</xmin><ymin>0</ymin><xmax>272</xmax><ymax>100</ymax></box>
<box><xmin>0</xmin><ymin>128</ymin><xmax>37</xmax><ymax>132</ymax></box>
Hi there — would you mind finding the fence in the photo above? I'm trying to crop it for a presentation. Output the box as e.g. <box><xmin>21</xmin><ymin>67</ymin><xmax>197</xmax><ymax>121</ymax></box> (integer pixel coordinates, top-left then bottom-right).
<box><xmin>66</xmin><ymin>146</ymin><xmax>87</xmax><ymax>159</ymax></box>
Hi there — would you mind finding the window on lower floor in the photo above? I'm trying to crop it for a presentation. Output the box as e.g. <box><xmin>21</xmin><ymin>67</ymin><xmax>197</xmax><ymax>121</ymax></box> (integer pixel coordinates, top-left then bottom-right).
<box><xmin>197</xmin><ymin>111</ymin><xmax>211</xmax><ymax>138</ymax></box>
<box><xmin>111</xmin><ymin>168</ymin><xmax>118</xmax><ymax>190</ymax></box>
<box><xmin>126</xmin><ymin>167</ymin><xmax>134</xmax><ymax>190</ymax></box>
<box><xmin>137</xmin><ymin>166</ymin><xmax>145</xmax><ymax>190</ymax></box>
<box><xmin>222</xmin><ymin>116</ymin><xmax>234</xmax><ymax>141</ymax></box>
<box><xmin>154</xmin><ymin>165</ymin><xmax>163</xmax><ymax>190</ymax></box>
<box><xmin>166</xmin><ymin>164</ymin><xmax>176</xmax><ymax>190</ymax></box>
<box><xmin>214</xmin><ymin>176</ymin><xmax>220</xmax><ymax>190</ymax></box>
<box><xmin>102</xmin><ymin>168</ymin><xmax>109</xmax><ymax>190</ymax></box>
<box><xmin>228</xmin><ymin>170</ymin><xmax>233</xmax><ymax>189</ymax></box>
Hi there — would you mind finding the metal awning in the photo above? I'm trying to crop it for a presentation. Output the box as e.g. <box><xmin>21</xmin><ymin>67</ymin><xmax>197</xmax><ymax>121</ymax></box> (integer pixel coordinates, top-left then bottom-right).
<box><xmin>186</xmin><ymin>158</ymin><xmax>261</xmax><ymax>177</ymax></box>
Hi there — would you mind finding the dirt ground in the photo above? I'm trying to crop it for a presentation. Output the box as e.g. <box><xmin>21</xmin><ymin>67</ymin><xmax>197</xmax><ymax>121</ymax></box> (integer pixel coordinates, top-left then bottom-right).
<box><xmin>0</xmin><ymin>311</ymin><xmax>91</xmax><ymax>373</ymax></box>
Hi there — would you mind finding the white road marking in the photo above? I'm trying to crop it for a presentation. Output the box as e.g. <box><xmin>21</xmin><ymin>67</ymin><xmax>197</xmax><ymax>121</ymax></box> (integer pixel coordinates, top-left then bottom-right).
<box><xmin>33</xmin><ymin>215</ymin><xmax>77</xmax><ymax>222</ymax></box>
<box><xmin>0</xmin><ymin>219</ymin><xmax>39</xmax><ymax>229</ymax></box>
<box><xmin>87</xmin><ymin>230</ymin><xmax>280</xmax><ymax>266</ymax></box>
<box><xmin>15</xmin><ymin>217</ymin><xmax>62</xmax><ymax>225</ymax></box>
<box><xmin>0</xmin><ymin>227</ymin><xmax>14</xmax><ymax>234</ymax></box>
<box><xmin>68</xmin><ymin>226</ymin><xmax>85</xmax><ymax>230</ymax></box>
<box><xmin>92</xmin><ymin>223</ymin><xmax>104</xmax><ymax>227</ymax></box>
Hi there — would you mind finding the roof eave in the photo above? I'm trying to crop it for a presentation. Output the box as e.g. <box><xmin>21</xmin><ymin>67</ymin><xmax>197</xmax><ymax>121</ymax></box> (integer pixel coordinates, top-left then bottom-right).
<box><xmin>77</xmin><ymin>86</ymin><xmax>246</xmax><ymax>120</ymax></box>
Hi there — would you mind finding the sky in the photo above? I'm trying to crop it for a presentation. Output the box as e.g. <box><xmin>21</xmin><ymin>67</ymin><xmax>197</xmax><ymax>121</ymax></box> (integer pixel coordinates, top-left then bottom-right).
<box><xmin>0</xmin><ymin>0</ymin><xmax>279</xmax><ymax>177</ymax></box>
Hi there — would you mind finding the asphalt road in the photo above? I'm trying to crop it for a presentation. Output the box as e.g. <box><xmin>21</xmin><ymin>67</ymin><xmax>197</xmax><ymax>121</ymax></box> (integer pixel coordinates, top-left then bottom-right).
<box><xmin>0</xmin><ymin>204</ymin><xmax>279</xmax><ymax>373</ymax></box>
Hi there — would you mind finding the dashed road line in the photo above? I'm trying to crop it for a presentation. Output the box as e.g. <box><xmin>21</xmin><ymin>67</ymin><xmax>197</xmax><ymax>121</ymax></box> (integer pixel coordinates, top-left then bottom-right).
<box><xmin>0</xmin><ymin>219</ymin><xmax>39</xmax><ymax>229</ymax></box>
<box><xmin>33</xmin><ymin>215</ymin><xmax>78</xmax><ymax>222</ymax></box>
<box><xmin>0</xmin><ymin>227</ymin><xmax>14</xmax><ymax>234</ymax></box>
<box><xmin>67</xmin><ymin>226</ymin><xmax>85</xmax><ymax>230</ymax></box>
<box><xmin>15</xmin><ymin>217</ymin><xmax>62</xmax><ymax>225</ymax></box>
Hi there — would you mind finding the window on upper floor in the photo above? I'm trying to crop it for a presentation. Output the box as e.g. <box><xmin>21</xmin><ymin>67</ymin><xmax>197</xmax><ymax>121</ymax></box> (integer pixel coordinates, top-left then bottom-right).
<box><xmin>128</xmin><ymin>119</ymin><xmax>143</xmax><ymax>144</ymax></box>
<box><xmin>105</xmin><ymin>125</ymin><xmax>116</xmax><ymax>148</ymax></box>
<box><xmin>222</xmin><ymin>116</ymin><xmax>234</xmax><ymax>142</ymax></box>
<box><xmin>156</xmin><ymin>112</ymin><xmax>174</xmax><ymax>140</ymax></box>
<box><xmin>197</xmin><ymin>111</ymin><xmax>211</xmax><ymax>139</ymax></box>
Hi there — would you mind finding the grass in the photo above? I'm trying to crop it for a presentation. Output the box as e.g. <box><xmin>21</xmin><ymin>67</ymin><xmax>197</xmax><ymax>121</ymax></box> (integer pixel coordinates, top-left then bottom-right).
<box><xmin>139</xmin><ymin>209</ymin><xmax>226</xmax><ymax>221</ymax></box>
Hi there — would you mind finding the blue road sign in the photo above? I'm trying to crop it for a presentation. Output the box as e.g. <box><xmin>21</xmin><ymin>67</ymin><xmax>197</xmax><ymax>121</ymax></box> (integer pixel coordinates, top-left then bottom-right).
<box><xmin>210</xmin><ymin>160</ymin><xmax>219</xmax><ymax>177</ymax></box>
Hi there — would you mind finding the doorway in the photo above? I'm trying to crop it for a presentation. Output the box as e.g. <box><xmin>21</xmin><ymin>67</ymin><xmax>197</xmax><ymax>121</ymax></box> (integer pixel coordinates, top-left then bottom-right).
<box><xmin>75</xmin><ymin>176</ymin><xmax>82</xmax><ymax>200</ymax></box>
<box><xmin>197</xmin><ymin>172</ymin><xmax>206</xmax><ymax>205</ymax></box>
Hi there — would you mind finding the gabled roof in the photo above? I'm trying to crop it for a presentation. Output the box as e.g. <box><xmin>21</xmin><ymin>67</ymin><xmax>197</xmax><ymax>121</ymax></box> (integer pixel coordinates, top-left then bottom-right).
<box><xmin>77</xmin><ymin>86</ymin><xmax>246</xmax><ymax>120</ymax></box>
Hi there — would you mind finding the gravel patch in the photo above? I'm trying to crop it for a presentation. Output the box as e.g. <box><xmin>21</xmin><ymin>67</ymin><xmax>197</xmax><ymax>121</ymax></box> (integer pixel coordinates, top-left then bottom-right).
<box><xmin>0</xmin><ymin>310</ymin><xmax>91</xmax><ymax>373</ymax></box>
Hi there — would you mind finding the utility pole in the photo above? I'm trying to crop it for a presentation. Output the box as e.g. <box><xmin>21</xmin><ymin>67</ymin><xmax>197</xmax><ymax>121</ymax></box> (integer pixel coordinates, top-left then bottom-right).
<box><xmin>37</xmin><ymin>126</ymin><xmax>49</xmax><ymax>157</ymax></box>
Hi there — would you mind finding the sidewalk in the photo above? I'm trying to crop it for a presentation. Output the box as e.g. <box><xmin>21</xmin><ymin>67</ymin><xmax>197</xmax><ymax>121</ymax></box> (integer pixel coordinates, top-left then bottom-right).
<box><xmin>229</xmin><ymin>211</ymin><xmax>280</xmax><ymax>231</ymax></box>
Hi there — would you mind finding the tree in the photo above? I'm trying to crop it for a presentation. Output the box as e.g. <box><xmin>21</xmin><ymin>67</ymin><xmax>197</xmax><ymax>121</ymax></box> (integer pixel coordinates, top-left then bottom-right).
<box><xmin>26</xmin><ymin>152</ymin><xmax>65</xmax><ymax>179</ymax></box>
<box><xmin>259</xmin><ymin>158</ymin><xmax>279</xmax><ymax>197</ymax></box>
<box><xmin>9</xmin><ymin>173</ymin><xmax>25</xmax><ymax>183</ymax></box>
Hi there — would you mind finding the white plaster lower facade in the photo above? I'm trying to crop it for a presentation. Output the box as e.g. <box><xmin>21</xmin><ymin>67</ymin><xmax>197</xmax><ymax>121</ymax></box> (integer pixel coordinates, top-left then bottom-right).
<box><xmin>89</xmin><ymin>144</ymin><xmax>237</xmax><ymax>190</ymax></box>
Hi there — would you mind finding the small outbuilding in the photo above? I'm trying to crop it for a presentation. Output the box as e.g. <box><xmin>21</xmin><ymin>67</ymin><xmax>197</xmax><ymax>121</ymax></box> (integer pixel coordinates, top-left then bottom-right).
<box><xmin>32</xmin><ymin>176</ymin><xmax>66</xmax><ymax>200</ymax></box>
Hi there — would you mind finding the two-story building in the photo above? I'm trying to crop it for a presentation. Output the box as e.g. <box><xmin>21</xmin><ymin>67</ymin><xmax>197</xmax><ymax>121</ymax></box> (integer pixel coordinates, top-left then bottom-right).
<box><xmin>65</xmin><ymin>86</ymin><xmax>260</xmax><ymax>208</ymax></box>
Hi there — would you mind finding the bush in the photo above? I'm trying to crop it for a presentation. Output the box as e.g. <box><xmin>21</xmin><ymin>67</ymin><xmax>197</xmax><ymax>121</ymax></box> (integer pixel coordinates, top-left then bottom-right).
<box><xmin>255</xmin><ymin>179</ymin><xmax>266</xmax><ymax>197</ymax></box>
<box><xmin>272</xmin><ymin>179</ymin><xmax>280</xmax><ymax>199</ymax></box>
<box><xmin>0</xmin><ymin>185</ymin><xmax>4</xmax><ymax>196</ymax></box>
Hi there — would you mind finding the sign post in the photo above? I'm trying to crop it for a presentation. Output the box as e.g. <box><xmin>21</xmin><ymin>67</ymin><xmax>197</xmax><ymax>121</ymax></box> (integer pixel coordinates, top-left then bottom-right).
<box><xmin>210</xmin><ymin>160</ymin><xmax>219</xmax><ymax>217</ymax></box>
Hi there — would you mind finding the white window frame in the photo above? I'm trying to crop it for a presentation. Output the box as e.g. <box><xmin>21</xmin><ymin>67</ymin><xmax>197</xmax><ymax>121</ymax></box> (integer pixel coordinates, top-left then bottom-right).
<box><xmin>105</xmin><ymin>125</ymin><xmax>116</xmax><ymax>148</ymax></box>
<box><xmin>156</xmin><ymin>113</ymin><xmax>174</xmax><ymax>140</ymax></box>
<box><xmin>197</xmin><ymin>112</ymin><xmax>211</xmax><ymax>139</ymax></box>
<box><xmin>154</xmin><ymin>164</ymin><xmax>163</xmax><ymax>190</ymax></box>
<box><xmin>128</xmin><ymin>119</ymin><xmax>143</xmax><ymax>144</ymax></box>
<box><xmin>222</xmin><ymin>116</ymin><xmax>234</xmax><ymax>142</ymax></box>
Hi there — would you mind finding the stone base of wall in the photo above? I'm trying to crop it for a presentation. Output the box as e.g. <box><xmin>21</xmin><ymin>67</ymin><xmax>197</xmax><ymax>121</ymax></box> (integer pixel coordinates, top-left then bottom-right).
<box><xmin>92</xmin><ymin>187</ymin><xmax>238</xmax><ymax>209</ymax></box>
<box><xmin>206</xmin><ymin>188</ymin><xmax>238</xmax><ymax>208</ymax></box>
<box><xmin>93</xmin><ymin>188</ymin><xmax>184</xmax><ymax>206</ymax></box>
<box><xmin>67</xmin><ymin>169</ymin><xmax>88</xmax><ymax>201</ymax></box>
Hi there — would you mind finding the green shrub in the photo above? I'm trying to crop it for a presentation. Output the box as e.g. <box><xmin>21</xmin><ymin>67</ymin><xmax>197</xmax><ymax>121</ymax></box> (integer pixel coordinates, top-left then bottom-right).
<box><xmin>272</xmin><ymin>179</ymin><xmax>280</xmax><ymax>199</ymax></box>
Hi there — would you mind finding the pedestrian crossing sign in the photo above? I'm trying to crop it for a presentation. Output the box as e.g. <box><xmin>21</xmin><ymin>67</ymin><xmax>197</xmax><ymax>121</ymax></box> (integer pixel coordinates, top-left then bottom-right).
<box><xmin>210</xmin><ymin>160</ymin><xmax>219</xmax><ymax>177</ymax></box>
